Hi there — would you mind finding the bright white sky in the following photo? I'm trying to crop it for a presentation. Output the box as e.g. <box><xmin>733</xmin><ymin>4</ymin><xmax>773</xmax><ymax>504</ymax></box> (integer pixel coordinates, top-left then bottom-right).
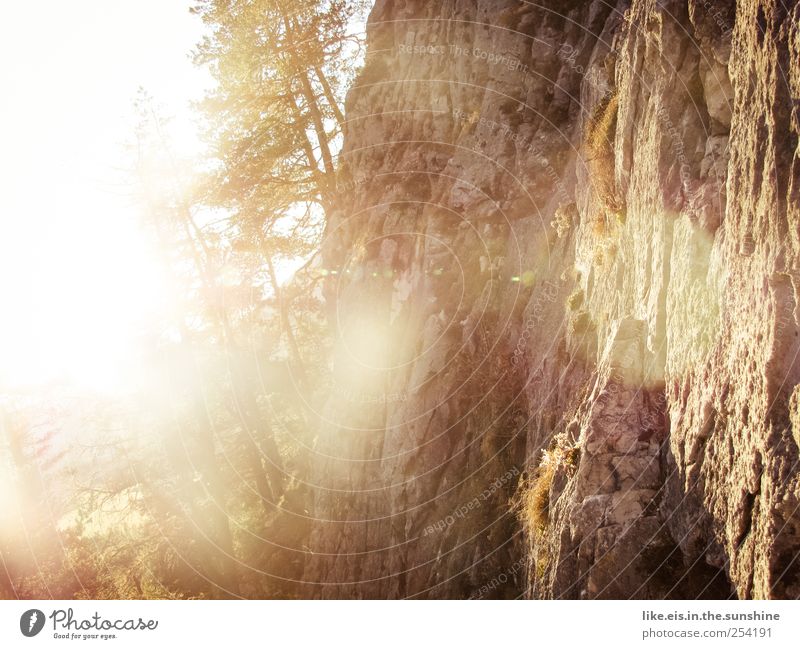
<box><xmin>0</xmin><ymin>1</ymin><xmax>211</xmax><ymax>391</ymax></box>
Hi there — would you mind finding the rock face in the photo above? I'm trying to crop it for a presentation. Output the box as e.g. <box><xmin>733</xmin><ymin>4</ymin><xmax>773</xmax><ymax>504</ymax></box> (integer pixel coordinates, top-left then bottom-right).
<box><xmin>303</xmin><ymin>0</ymin><xmax>800</xmax><ymax>599</ymax></box>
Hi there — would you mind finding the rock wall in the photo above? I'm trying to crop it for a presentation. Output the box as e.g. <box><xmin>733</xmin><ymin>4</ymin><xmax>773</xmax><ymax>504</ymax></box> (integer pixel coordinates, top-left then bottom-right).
<box><xmin>303</xmin><ymin>0</ymin><xmax>800</xmax><ymax>599</ymax></box>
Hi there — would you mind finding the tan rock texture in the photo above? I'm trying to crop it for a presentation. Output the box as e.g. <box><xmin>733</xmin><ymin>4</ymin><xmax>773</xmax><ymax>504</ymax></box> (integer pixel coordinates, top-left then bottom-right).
<box><xmin>302</xmin><ymin>0</ymin><xmax>800</xmax><ymax>599</ymax></box>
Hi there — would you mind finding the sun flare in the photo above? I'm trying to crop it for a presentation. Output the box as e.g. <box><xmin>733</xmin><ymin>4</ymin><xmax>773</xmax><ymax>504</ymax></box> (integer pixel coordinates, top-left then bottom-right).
<box><xmin>0</xmin><ymin>212</ymin><xmax>165</xmax><ymax>392</ymax></box>
<box><xmin>0</xmin><ymin>1</ymin><xmax>209</xmax><ymax>393</ymax></box>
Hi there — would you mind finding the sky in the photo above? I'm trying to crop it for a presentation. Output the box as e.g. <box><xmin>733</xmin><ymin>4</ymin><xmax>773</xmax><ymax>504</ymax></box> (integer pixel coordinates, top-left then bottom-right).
<box><xmin>0</xmin><ymin>1</ymin><xmax>211</xmax><ymax>390</ymax></box>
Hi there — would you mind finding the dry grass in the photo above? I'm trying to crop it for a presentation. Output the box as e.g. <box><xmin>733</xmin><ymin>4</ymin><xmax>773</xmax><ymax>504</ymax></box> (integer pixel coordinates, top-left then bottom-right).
<box><xmin>513</xmin><ymin>433</ymin><xmax>580</xmax><ymax>582</ymax></box>
<box><xmin>514</xmin><ymin>434</ymin><xmax>580</xmax><ymax>536</ymax></box>
<box><xmin>512</xmin><ymin>462</ymin><xmax>555</xmax><ymax>582</ymax></box>
<box><xmin>584</xmin><ymin>88</ymin><xmax>625</xmax><ymax>225</ymax></box>
<box><xmin>520</xmin><ymin>462</ymin><xmax>556</xmax><ymax>534</ymax></box>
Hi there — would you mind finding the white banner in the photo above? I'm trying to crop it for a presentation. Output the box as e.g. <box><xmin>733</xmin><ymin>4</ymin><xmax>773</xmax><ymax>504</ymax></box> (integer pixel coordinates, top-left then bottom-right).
<box><xmin>0</xmin><ymin>600</ymin><xmax>798</xmax><ymax>649</ymax></box>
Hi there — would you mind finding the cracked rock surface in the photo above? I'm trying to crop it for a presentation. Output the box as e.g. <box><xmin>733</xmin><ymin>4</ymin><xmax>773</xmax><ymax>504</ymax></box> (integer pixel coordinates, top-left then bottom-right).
<box><xmin>303</xmin><ymin>0</ymin><xmax>800</xmax><ymax>599</ymax></box>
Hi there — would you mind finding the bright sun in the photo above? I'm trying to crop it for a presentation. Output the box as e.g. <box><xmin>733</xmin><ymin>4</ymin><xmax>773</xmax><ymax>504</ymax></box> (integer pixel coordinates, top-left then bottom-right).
<box><xmin>0</xmin><ymin>209</ymin><xmax>164</xmax><ymax>392</ymax></box>
<box><xmin>0</xmin><ymin>0</ymin><xmax>208</xmax><ymax>393</ymax></box>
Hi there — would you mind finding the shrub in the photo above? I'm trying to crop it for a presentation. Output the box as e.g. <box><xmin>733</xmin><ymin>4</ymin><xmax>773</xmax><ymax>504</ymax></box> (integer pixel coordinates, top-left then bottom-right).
<box><xmin>551</xmin><ymin>202</ymin><xmax>578</xmax><ymax>239</ymax></box>
<box><xmin>522</xmin><ymin>461</ymin><xmax>555</xmax><ymax>534</ymax></box>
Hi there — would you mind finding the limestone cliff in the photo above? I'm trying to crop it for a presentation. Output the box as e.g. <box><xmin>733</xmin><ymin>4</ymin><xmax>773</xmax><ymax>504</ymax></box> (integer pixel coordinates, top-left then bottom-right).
<box><xmin>303</xmin><ymin>0</ymin><xmax>800</xmax><ymax>599</ymax></box>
